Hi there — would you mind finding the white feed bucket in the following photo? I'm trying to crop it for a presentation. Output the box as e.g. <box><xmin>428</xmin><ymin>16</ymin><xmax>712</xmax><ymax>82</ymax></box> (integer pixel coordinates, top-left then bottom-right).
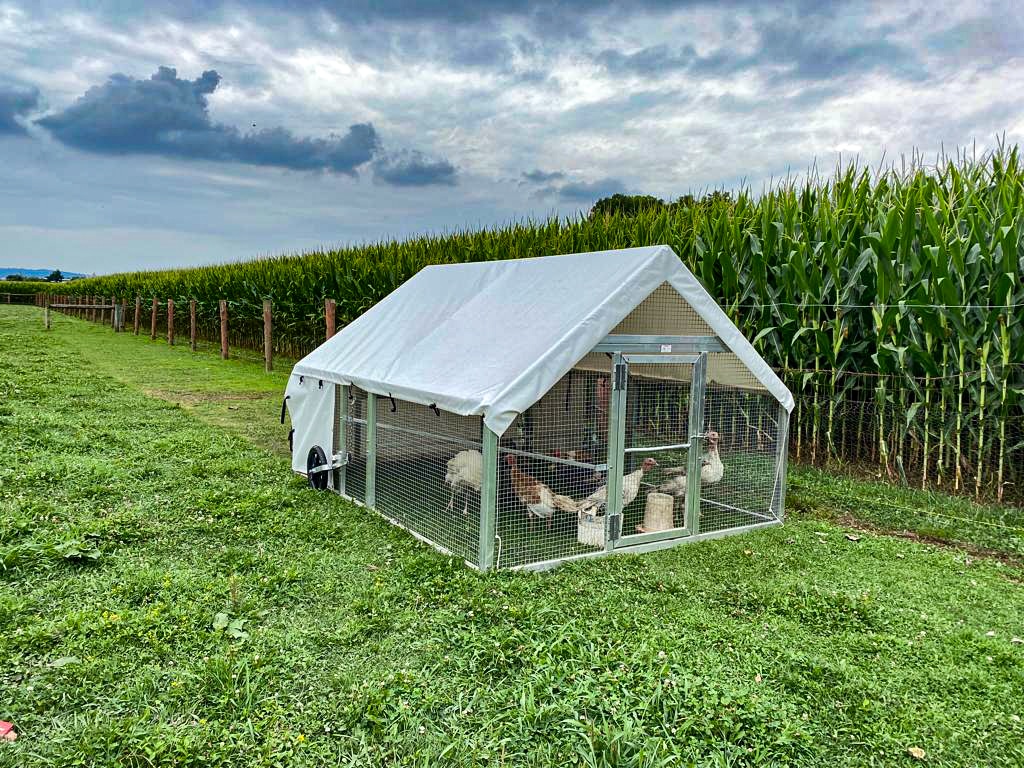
<box><xmin>636</xmin><ymin>492</ymin><xmax>675</xmax><ymax>533</ymax></box>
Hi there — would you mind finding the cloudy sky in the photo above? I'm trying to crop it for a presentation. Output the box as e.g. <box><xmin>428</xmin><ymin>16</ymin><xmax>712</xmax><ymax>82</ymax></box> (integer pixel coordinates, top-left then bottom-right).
<box><xmin>1</xmin><ymin>1</ymin><xmax>1021</xmax><ymax>274</ymax></box>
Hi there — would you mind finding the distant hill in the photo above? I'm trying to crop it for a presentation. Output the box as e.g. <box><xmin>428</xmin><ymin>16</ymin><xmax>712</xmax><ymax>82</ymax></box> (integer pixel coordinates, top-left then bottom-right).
<box><xmin>1</xmin><ymin>267</ymin><xmax>88</xmax><ymax>281</ymax></box>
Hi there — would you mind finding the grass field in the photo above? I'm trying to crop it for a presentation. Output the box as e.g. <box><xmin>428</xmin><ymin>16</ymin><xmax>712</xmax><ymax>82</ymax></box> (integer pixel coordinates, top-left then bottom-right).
<box><xmin>2</xmin><ymin>305</ymin><xmax>1023</xmax><ymax>767</ymax></box>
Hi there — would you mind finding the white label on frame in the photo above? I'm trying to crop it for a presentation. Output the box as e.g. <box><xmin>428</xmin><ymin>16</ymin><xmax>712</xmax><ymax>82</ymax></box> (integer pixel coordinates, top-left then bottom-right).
<box><xmin>660</xmin><ymin>344</ymin><xmax>672</xmax><ymax>353</ymax></box>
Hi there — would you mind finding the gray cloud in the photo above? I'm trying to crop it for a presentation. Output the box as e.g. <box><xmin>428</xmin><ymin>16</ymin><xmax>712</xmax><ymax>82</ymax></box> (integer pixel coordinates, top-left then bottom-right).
<box><xmin>597</xmin><ymin>44</ymin><xmax>697</xmax><ymax>76</ymax></box>
<box><xmin>372</xmin><ymin>149</ymin><xmax>457</xmax><ymax>186</ymax></box>
<box><xmin>36</xmin><ymin>66</ymin><xmax>381</xmax><ymax>175</ymax></box>
<box><xmin>521</xmin><ymin>169</ymin><xmax>565</xmax><ymax>183</ymax></box>
<box><xmin>0</xmin><ymin>84</ymin><xmax>41</xmax><ymax>135</ymax></box>
<box><xmin>925</xmin><ymin>16</ymin><xmax>1024</xmax><ymax>70</ymax></box>
<box><xmin>596</xmin><ymin>15</ymin><xmax>925</xmax><ymax>84</ymax></box>
<box><xmin>557</xmin><ymin>177</ymin><xmax>627</xmax><ymax>202</ymax></box>
<box><xmin>530</xmin><ymin>174</ymin><xmax>626</xmax><ymax>203</ymax></box>
<box><xmin>115</xmin><ymin>0</ymin><xmax>698</xmax><ymax>27</ymax></box>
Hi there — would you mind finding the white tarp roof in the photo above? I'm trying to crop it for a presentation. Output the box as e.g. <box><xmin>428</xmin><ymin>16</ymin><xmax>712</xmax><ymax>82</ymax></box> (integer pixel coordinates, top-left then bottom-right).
<box><xmin>291</xmin><ymin>245</ymin><xmax>794</xmax><ymax>435</ymax></box>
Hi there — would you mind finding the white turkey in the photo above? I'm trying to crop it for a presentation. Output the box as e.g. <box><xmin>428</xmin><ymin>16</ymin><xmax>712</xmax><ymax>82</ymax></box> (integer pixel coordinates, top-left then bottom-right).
<box><xmin>657</xmin><ymin>430</ymin><xmax>724</xmax><ymax>498</ymax></box>
<box><xmin>575</xmin><ymin>457</ymin><xmax>658</xmax><ymax>518</ymax></box>
<box><xmin>444</xmin><ymin>449</ymin><xmax>482</xmax><ymax>516</ymax></box>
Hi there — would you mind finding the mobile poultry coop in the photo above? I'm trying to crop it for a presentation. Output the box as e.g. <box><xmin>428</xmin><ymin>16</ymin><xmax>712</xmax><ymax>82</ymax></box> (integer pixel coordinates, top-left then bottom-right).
<box><xmin>285</xmin><ymin>246</ymin><xmax>793</xmax><ymax>570</ymax></box>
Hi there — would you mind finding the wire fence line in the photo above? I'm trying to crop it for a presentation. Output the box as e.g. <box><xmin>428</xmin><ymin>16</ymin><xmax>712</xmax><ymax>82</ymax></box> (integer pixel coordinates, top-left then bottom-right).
<box><xmin>782</xmin><ymin>372</ymin><xmax>1023</xmax><ymax>503</ymax></box>
<box><xmin>735</xmin><ymin>302</ymin><xmax>1024</xmax><ymax>310</ymax></box>
<box><xmin>36</xmin><ymin>291</ymin><xmax>1024</xmax><ymax>509</ymax></box>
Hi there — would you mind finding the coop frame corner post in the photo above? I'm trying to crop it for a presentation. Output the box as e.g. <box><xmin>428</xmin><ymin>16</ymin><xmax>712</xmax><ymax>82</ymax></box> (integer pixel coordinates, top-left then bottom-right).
<box><xmin>478</xmin><ymin>425</ymin><xmax>500</xmax><ymax>571</ymax></box>
<box><xmin>604</xmin><ymin>351</ymin><xmax>628</xmax><ymax>551</ymax></box>
<box><xmin>365</xmin><ymin>392</ymin><xmax>377</xmax><ymax>508</ymax></box>
<box><xmin>685</xmin><ymin>351</ymin><xmax>708</xmax><ymax>536</ymax></box>
<box><xmin>334</xmin><ymin>384</ymin><xmax>348</xmax><ymax>497</ymax></box>
<box><xmin>772</xmin><ymin>402</ymin><xmax>790</xmax><ymax>521</ymax></box>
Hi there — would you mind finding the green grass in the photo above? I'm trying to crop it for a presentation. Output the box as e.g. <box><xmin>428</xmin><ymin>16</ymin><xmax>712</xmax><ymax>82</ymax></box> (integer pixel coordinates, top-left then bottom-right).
<box><xmin>2</xmin><ymin>305</ymin><xmax>1024</xmax><ymax>767</ymax></box>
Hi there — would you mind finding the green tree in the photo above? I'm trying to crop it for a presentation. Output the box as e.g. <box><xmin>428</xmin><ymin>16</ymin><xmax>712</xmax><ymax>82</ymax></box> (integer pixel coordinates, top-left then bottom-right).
<box><xmin>589</xmin><ymin>194</ymin><xmax>665</xmax><ymax>219</ymax></box>
<box><xmin>45</xmin><ymin>269</ymin><xmax>63</xmax><ymax>282</ymax></box>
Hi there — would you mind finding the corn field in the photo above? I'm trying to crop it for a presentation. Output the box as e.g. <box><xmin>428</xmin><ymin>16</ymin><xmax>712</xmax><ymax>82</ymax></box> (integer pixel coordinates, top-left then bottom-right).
<box><xmin>39</xmin><ymin>148</ymin><xmax>1024</xmax><ymax>504</ymax></box>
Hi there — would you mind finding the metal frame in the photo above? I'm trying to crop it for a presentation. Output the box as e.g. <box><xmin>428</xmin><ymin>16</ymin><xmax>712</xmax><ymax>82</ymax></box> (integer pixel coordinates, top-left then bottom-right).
<box><xmin>335</xmin><ymin>385</ymin><xmax>348</xmax><ymax>495</ymax></box>
<box><xmin>593</xmin><ymin>334</ymin><xmax>725</xmax><ymax>354</ymax></box>
<box><xmin>479</xmin><ymin>426</ymin><xmax>499</xmax><ymax>571</ymax></box>
<box><xmin>771</xmin><ymin>402</ymin><xmax>790</xmax><ymax>520</ymax></box>
<box><xmin>365</xmin><ymin>392</ymin><xmax>377</xmax><ymax>508</ymax></box>
<box><xmin>603</xmin><ymin>352</ymin><xmax>628</xmax><ymax>550</ymax></box>
<box><xmin>513</xmin><ymin>520</ymin><xmax>782</xmax><ymax>572</ymax></box>
<box><xmin>623</xmin><ymin>354</ymin><xmax>699</xmax><ymax>365</ymax></box>
<box><xmin>685</xmin><ymin>352</ymin><xmax>708</xmax><ymax>534</ymax></box>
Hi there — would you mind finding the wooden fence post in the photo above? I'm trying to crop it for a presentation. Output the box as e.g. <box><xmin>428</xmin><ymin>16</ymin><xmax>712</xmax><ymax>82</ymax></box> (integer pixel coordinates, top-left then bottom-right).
<box><xmin>219</xmin><ymin>300</ymin><xmax>229</xmax><ymax>360</ymax></box>
<box><xmin>325</xmin><ymin>298</ymin><xmax>336</xmax><ymax>340</ymax></box>
<box><xmin>133</xmin><ymin>296</ymin><xmax>141</xmax><ymax>335</ymax></box>
<box><xmin>263</xmin><ymin>299</ymin><xmax>273</xmax><ymax>372</ymax></box>
<box><xmin>150</xmin><ymin>297</ymin><xmax>158</xmax><ymax>340</ymax></box>
<box><xmin>111</xmin><ymin>297</ymin><xmax>117</xmax><ymax>329</ymax></box>
<box><xmin>167</xmin><ymin>299</ymin><xmax>175</xmax><ymax>345</ymax></box>
<box><xmin>100</xmin><ymin>296</ymin><xmax>107</xmax><ymax>326</ymax></box>
<box><xmin>88</xmin><ymin>295</ymin><xmax>95</xmax><ymax>322</ymax></box>
<box><xmin>189</xmin><ymin>299</ymin><xmax>197</xmax><ymax>352</ymax></box>
<box><xmin>44</xmin><ymin>297</ymin><xmax>50</xmax><ymax>330</ymax></box>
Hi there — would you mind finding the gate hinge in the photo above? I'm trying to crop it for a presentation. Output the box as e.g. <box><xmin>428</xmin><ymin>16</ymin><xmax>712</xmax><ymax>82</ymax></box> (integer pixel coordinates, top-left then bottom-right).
<box><xmin>608</xmin><ymin>514</ymin><xmax>621</xmax><ymax>541</ymax></box>
<box><xmin>613</xmin><ymin>362</ymin><xmax>628</xmax><ymax>391</ymax></box>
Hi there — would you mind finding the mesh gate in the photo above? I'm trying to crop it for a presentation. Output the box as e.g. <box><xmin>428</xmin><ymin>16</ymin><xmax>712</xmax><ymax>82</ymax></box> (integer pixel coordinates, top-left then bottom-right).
<box><xmin>620</xmin><ymin>363</ymin><xmax>693</xmax><ymax>539</ymax></box>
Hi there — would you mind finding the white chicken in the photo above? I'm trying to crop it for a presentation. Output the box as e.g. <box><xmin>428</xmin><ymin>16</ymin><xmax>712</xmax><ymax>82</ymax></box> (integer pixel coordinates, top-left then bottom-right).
<box><xmin>575</xmin><ymin>457</ymin><xmax>658</xmax><ymax>517</ymax></box>
<box><xmin>444</xmin><ymin>449</ymin><xmax>482</xmax><ymax>516</ymax></box>
<box><xmin>657</xmin><ymin>431</ymin><xmax>724</xmax><ymax>497</ymax></box>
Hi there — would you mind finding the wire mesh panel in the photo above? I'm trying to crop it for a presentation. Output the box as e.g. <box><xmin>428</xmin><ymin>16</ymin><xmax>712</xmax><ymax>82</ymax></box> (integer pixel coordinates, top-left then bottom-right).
<box><xmin>342</xmin><ymin>386</ymin><xmax>367</xmax><ymax>505</ymax></box>
<box><xmin>497</xmin><ymin>365</ymin><xmax>611</xmax><ymax>569</ymax></box>
<box><xmin>610</xmin><ymin>282</ymin><xmax>715</xmax><ymax>337</ymax></box>
<box><xmin>373</xmin><ymin>398</ymin><xmax>483</xmax><ymax>566</ymax></box>
<box><xmin>699</xmin><ymin>382</ymin><xmax>783</xmax><ymax>534</ymax></box>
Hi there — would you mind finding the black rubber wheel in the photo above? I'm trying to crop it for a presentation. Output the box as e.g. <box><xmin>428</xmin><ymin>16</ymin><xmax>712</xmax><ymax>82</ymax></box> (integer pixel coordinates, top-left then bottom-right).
<box><xmin>307</xmin><ymin>446</ymin><xmax>330</xmax><ymax>491</ymax></box>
